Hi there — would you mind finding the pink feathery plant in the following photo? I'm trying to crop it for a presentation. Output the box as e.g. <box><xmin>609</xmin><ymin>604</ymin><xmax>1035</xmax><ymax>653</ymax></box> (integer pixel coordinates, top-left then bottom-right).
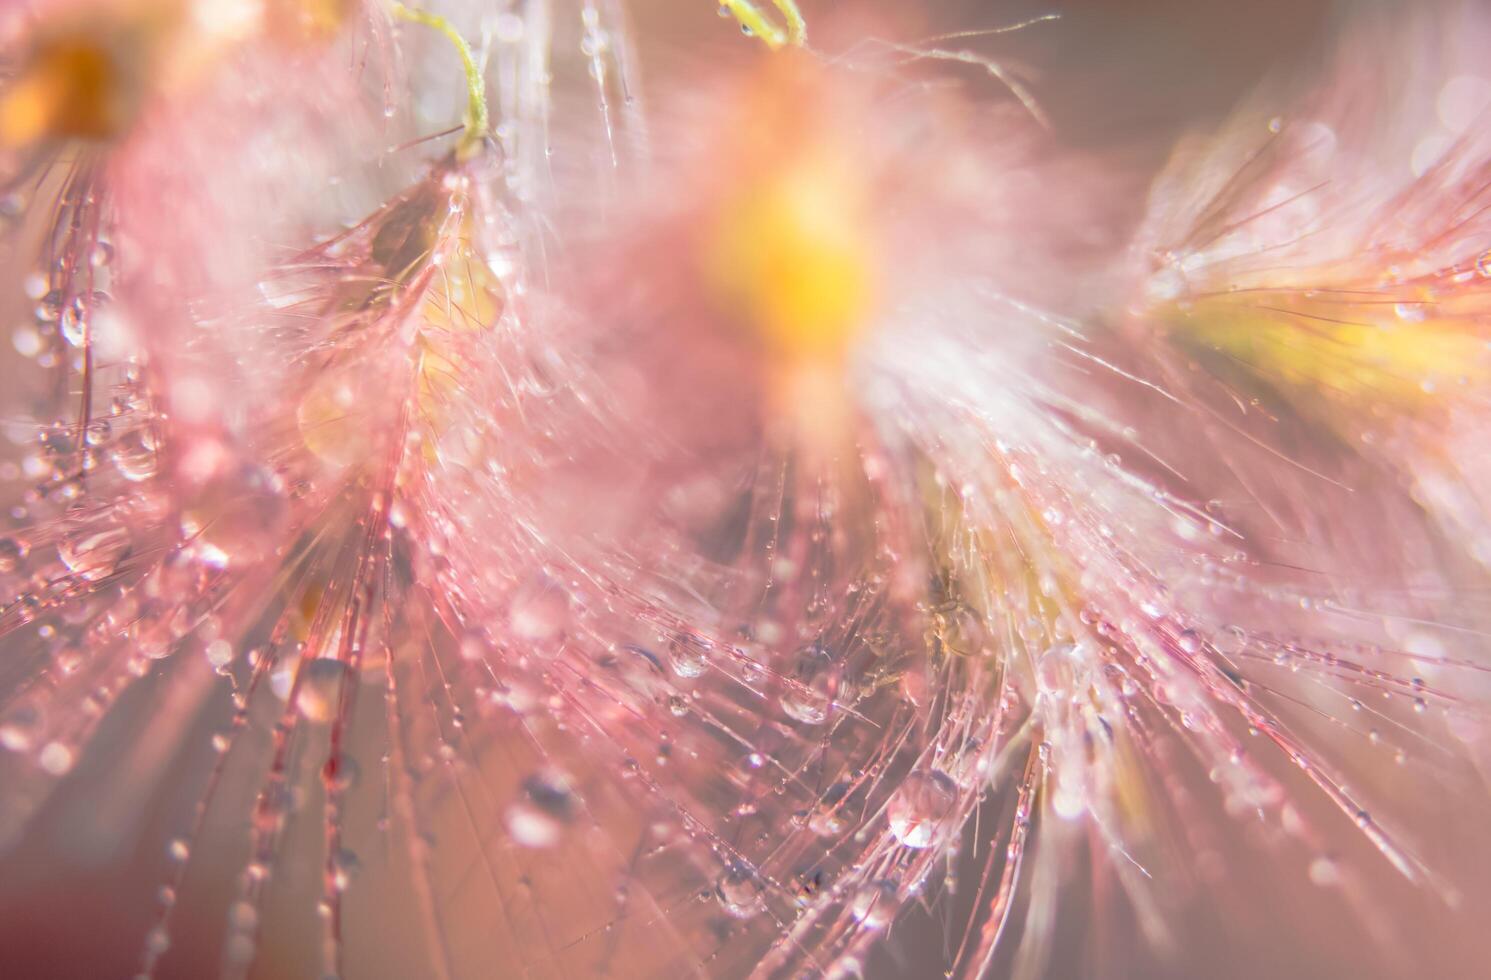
<box><xmin>0</xmin><ymin>2</ymin><xmax>1488</xmax><ymax>978</ymax></box>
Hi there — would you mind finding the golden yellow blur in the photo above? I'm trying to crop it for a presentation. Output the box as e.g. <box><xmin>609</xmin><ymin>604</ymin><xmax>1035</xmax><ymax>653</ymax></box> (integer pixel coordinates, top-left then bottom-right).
<box><xmin>0</xmin><ymin>36</ymin><xmax>129</xmax><ymax>146</ymax></box>
<box><xmin>697</xmin><ymin>56</ymin><xmax>880</xmax><ymax>452</ymax></box>
<box><xmin>1169</xmin><ymin>293</ymin><xmax>1490</xmax><ymax>409</ymax></box>
<box><xmin>693</xmin><ymin>55</ymin><xmax>881</xmax><ymax>457</ymax></box>
<box><xmin>0</xmin><ymin>0</ymin><xmax>355</xmax><ymax>152</ymax></box>
<box><xmin>701</xmin><ymin>55</ymin><xmax>878</xmax><ymax>366</ymax></box>
<box><xmin>706</xmin><ymin>149</ymin><xmax>875</xmax><ymax>362</ymax></box>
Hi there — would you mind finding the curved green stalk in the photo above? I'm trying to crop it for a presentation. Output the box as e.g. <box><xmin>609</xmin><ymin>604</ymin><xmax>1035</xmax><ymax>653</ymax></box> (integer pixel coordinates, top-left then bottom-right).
<box><xmin>720</xmin><ymin>0</ymin><xmax>807</xmax><ymax>50</ymax></box>
<box><xmin>391</xmin><ymin>2</ymin><xmax>488</xmax><ymax>158</ymax></box>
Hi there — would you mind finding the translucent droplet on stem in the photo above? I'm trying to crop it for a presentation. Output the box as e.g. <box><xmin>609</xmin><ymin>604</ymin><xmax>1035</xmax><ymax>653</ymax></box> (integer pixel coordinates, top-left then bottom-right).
<box><xmin>58</xmin><ymin>524</ymin><xmax>131</xmax><ymax>582</ymax></box>
<box><xmin>296</xmin><ymin>659</ymin><xmax>348</xmax><ymax>723</ymax></box>
<box><xmin>715</xmin><ymin>864</ymin><xmax>764</xmax><ymax>919</ymax></box>
<box><xmin>849</xmin><ymin>880</ymin><xmax>899</xmax><ymax>929</ymax></box>
<box><xmin>887</xmin><ymin>769</ymin><xmax>958</xmax><ymax>849</ymax></box>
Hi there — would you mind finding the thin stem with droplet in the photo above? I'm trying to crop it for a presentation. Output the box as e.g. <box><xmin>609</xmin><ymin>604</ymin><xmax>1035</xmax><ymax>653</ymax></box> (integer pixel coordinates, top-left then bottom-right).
<box><xmin>719</xmin><ymin>0</ymin><xmax>807</xmax><ymax>50</ymax></box>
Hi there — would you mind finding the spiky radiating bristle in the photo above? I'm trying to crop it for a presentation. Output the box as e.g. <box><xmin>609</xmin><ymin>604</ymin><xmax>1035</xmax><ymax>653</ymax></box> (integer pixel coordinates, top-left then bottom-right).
<box><xmin>0</xmin><ymin>3</ymin><xmax>1488</xmax><ymax>978</ymax></box>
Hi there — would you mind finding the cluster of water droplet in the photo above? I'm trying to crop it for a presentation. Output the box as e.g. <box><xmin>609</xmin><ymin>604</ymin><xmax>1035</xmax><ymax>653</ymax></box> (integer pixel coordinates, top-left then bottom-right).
<box><xmin>0</xmin><ymin>5</ymin><xmax>1488</xmax><ymax>980</ymax></box>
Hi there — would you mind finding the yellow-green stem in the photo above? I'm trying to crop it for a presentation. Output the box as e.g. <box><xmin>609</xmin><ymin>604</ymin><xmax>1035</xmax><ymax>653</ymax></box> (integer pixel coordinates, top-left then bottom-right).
<box><xmin>391</xmin><ymin>2</ymin><xmax>488</xmax><ymax>158</ymax></box>
<box><xmin>719</xmin><ymin>0</ymin><xmax>807</xmax><ymax>51</ymax></box>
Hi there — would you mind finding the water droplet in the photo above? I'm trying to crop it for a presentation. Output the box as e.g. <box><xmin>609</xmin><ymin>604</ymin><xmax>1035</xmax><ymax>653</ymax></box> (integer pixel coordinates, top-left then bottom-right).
<box><xmin>331</xmin><ymin>848</ymin><xmax>361</xmax><ymax>891</ymax></box>
<box><xmin>808</xmin><ymin>781</ymin><xmax>851</xmax><ymax>837</ymax></box>
<box><xmin>228</xmin><ymin>899</ymin><xmax>258</xmax><ymax>931</ymax></box>
<box><xmin>1394</xmin><ymin>302</ymin><xmax>1428</xmax><ymax>323</ymax></box>
<box><xmin>11</xmin><ymin>325</ymin><xmax>41</xmax><ymax>358</ymax></box>
<box><xmin>792</xmin><ymin>866</ymin><xmax>825</xmax><ymax>907</ymax></box>
<box><xmin>849</xmin><ymin>880</ymin><xmax>899</xmax><ymax>929</ymax></box>
<box><xmin>508</xmin><ymin>577</ymin><xmax>569</xmax><ymax>656</ymax></box>
<box><xmin>144</xmin><ymin>926</ymin><xmax>170</xmax><ymax>956</ymax></box>
<box><xmin>505</xmin><ymin>801</ymin><xmax>559</xmax><ymax>847</ymax></box>
<box><xmin>296</xmin><ymin>659</ymin><xmax>348</xmax><ymax>723</ymax></box>
<box><xmin>944</xmin><ymin>605</ymin><xmax>987</xmax><ymax>656</ymax></box>
<box><xmin>58</xmin><ymin>524</ymin><xmax>131</xmax><ymax>582</ymax></box>
<box><xmin>505</xmin><ymin>769</ymin><xmax>578</xmax><ymax>847</ymax></box>
<box><xmin>887</xmin><ymin>769</ymin><xmax>958</xmax><ymax>849</ymax></box>
<box><xmin>1036</xmin><ymin>643</ymin><xmax>1074</xmax><ymax>696</ymax></box>
<box><xmin>669</xmin><ymin>632</ymin><xmax>711</xmax><ymax>678</ymax></box>
<box><xmin>38</xmin><ymin>736</ymin><xmax>73</xmax><ymax>775</ymax></box>
<box><xmin>0</xmin><ymin>705</ymin><xmax>42</xmax><ymax>752</ymax></box>
<box><xmin>204</xmin><ymin>639</ymin><xmax>234</xmax><ymax>670</ymax></box>
<box><xmin>112</xmin><ymin>431</ymin><xmax>157</xmax><ymax>482</ymax></box>
<box><xmin>0</xmin><ymin>536</ymin><xmax>27</xmax><ymax>573</ymax></box>
<box><xmin>1308</xmin><ymin>855</ymin><xmax>1339</xmax><ymax>887</ymax></box>
<box><xmin>83</xmin><ymin>419</ymin><xmax>111</xmax><ymax>447</ymax></box>
<box><xmin>715</xmin><ymin>864</ymin><xmax>764</xmax><ymax>919</ymax></box>
<box><xmin>59</xmin><ymin>306</ymin><xmax>85</xmax><ymax>346</ymax></box>
<box><xmin>325</xmin><ymin>753</ymin><xmax>360</xmax><ymax>792</ymax></box>
<box><xmin>781</xmin><ymin>642</ymin><xmax>835</xmax><ymax>725</ymax></box>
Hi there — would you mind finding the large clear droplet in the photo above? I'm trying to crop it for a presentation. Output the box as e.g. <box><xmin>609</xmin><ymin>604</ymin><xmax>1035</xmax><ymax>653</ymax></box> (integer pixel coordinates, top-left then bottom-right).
<box><xmin>887</xmin><ymin>769</ymin><xmax>958</xmax><ymax>849</ymax></box>
<box><xmin>808</xmin><ymin>780</ymin><xmax>851</xmax><ymax>837</ymax></box>
<box><xmin>669</xmin><ymin>632</ymin><xmax>712</xmax><ymax>678</ymax></box>
<box><xmin>331</xmin><ymin>848</ymin><xmax>361</xmax><ymax>891</ymax></box>
<box><xmin>504</xmin><ymin>769</ymin><xmax>578</xmax><ymax>848</ymax></box>
<box><xmin>781</xmin><ymin>641</ymin><xmax>835</xmax><ymax>725</ymax></box>
<box><xmin>112</xmin><ymin>431</ymin><xmax>157</xmax><ymax>482</ymax></box>
<box><xmin>0</xmin><ymin>536</ymin><xmax>27</xmax><ymax>573</ymax></box>
<box><xmin>296</xmin><ymin>659</ymin><xmax>348</xmax><ymax>723</ymax></box>
<box><xmin>849</xmin><ymin>880</ymin><xmax>899</xmax><ymax>930</ymax></box>
<box><xmin>508</xmin><ymin>577</ymin><xmax>569</xmax><ymax>657</ymax></box>
<box><xmin>58</xmin><ymin>524</ymin><xmax>131</xmax><ymax>582</ymax></box>
<box><xmin>0</xmin><ymin>704</ymin><xmax>43</xmax><ymax>752</ymax></box>
<box><xmin>715</xmin><ymin>863</ymin><xmax>764</xmax><ymax>919</ymax></box>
